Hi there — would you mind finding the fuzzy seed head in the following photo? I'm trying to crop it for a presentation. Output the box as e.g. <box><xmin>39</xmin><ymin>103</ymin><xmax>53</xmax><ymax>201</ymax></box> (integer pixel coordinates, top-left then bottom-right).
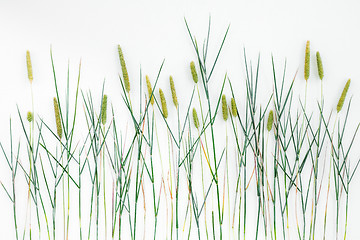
<box><xmin>159</xmin><ymin>88</ymin><xmax>168</xmax><ymax>119</ymax></box>
<box><xmin>53</xmin><ymin>97</ymin><xmax>62</xmax><ymax>139</ymax></box>
<box><xmin>304</xmin><ymin>40</ymin><xmax>310</xmax><ymax>81</ymax></box>
<box><xmin>316</xmin><ymin>51</ymin><xmax>324</xmax><ymax>80</ymax></box>
<box><xmin>26</xmin><ymin>50</ymin><xmax>33</xmax><ymax>83</ymax></box>
<box><xmin>118</xmin><ymin>45</ymin><xmax>130</xmax><ymax>93</ymax></box>
<box><xmin>192</xmin><ymin>108</ymin><xmax>200</xmax><ymax>129</ymax></box>
<box><xmin>230</xmin><ymin>98</ymin><xmax>237</xmax><ymax>117</ymax></box>
<box><xmin>222</xmin><ymin>94</ymin><xmax>228</xmax><ymax>121</ymax></box>
<box><xmin>101</xmin><ymin>95</ymin><xmax>108</xmax><ymax>125</ymax></box>
<box><xmin>267</xmin><ymin>110</ymin><xmax>274</xmax><ymax>132</ymax></box>
<box><xmin>146</xmin><ymin>75</ymin><xmax>154</xmax><ymax>105</ymax></box>
<box><xmin>169</xmin><ymin>76</ymin><xmax>178</xmax><ymax>108</ymax></box>
<box><xmin>27</xmin><ymin>111</ymin><xmax>33</xmax><ymax>123</ymax></box>
<box><xmin>336</xmin><ymin>79</ymin><xmax>351</xmax><ymax>113</ymax></box>
<box><xmin>190</xmin><ymin>61</ymin><xmax>198</xmax><ymax>83</ymax></box>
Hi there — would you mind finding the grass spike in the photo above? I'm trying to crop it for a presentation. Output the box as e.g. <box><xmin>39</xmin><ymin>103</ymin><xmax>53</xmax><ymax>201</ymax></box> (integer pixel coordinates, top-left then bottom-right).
<box><xmin>230</xmin><ymin>98</ymin><xmax>237</xmax><ymax>117</ymax></box>
<box><xmin>159</xmin><ymin>88</ymin><xmax>168</xmax><ymax>118</ymax></box>
<box><xmin>26</xmin><ymin>50</ymin><xmax>33</xmax><ymax>83</ymax></box>
<box><xmin>190</xmin><ymin>61</ymin><xmax>198</xmax><ymax>83</ymax></box>
<box><xmin>118</xmin><ymin>45</ymin><xmax>130</xmax><ymax>92</ymax></box>
<box><xmin>221</xmin><ymin>94</ymin><xmax>228</xmax><ymax>121</ymax></box>
<box><xmin>316</xmin><ymin>51</ymin><xmax>324</xmax><ymax>80</ymax></box>
<box><xmin>337</xmin><ymin>79</ymin><xmax>351</xmax><ymax>113</ymax></box>
<box><xmin>266</xmin><ymin>110</ymin><xmax>274</xmax><ymax>131</ymax></box>
<box><xmin>146</xmin><ymin>75</ymin><xmax>154</xmax><ymax>105</ymax></box>
<box><xmin>169</xmin><ymin>75</ymin><xmax>178</xmax><ymax>108</ymax></box>
<box><xmin>192</xmin><ymin>108</ymin><xmax>199</xmax><ymax>129</ymax></box>
<box><xmin>53</xmin><ymin>97</ymin><xmax>62</xmax><ymax>139</ymax></box>
<box><xmin>101</xmin><ymin>94</ymin><xmax>107</xmax><ymax>125</ymax></box>
<box><xmin>304</xmin><ymin>40</ymin><xmax>310</xmax><ymax>81</ymax></box>
<box><xmin>27</xmin><ymin>111</ymin><xmax>33</xmax><ymax>123</ymax></box>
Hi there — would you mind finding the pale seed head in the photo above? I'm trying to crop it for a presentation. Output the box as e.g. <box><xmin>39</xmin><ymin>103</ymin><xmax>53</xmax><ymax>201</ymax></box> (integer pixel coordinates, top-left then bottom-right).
<box><xmin>267</xmin><ymin>110</ymin><xmax>274</xmax><ymax>132</ymax></box>
<box><xmin>26</xmin><ymin>50</ymin><xmax>33</xmax><ymax>83</ymax></box>
<box><xmin>336</xmin><ymin>79</ymin><xmax>351</xmax><ymax>113</ymax></box>
<box><xmin>316</xmin><ymin>51</ymin><xmax>324</xmax><ymax>80</ymax></box>
<box><xmin>27</xmin><ymin>111</ymin><xmax>33</xmax><ymax>123</ymax></box>
<box><xmin>222</xmin><ymin>94</ymin><xmax>228</xmax><ymax>121</ymax></box>
<box><xmin>101</xmin><ymin>94</ymin><xmax>108</xmax><ymax>125</ymax></box>
<box><xmin>159</xmin><ymin>88</ymin><xmax>168</xmax><ymax>119</ymax></box>
<box><xmin>53</xmin><ymin>97</ymin><xmax>62</xmax><ymax>139</ymax></box>
<box><xmin>230</xmin><ymin>98</ymin><xmax>237</xmax><ymax>117</ymax></box>
<box><xmin>118</xmin><ymin>45</ymin><xmax>130</xmax><ymax>93</ymax></box>
<box><xmin>304</xmin><ymin>40</ymin><xmax>310</xmax><ymax>81</ymax></box>
<box><xmin>169</xmin><ymin>76</ymin><xmax>178</xmax><ymax>108</ymax></box>
<box><xmin>146</xmin><ymin>75</ymin><xmax>154</xmax><ymax>105</ymax></box>
<box><xmin>190</xmin><ymin>61</ymin><xmax>198</xmax><ymax>84</ymax></box>
<box><xmin>192</xmin><ymin>108</ymin><xmax>200</xmax><ymax>129</ymax></box>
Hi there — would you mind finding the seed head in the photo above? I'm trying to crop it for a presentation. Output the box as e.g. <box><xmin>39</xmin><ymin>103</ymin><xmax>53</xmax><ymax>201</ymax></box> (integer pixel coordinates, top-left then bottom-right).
<box><xmin>192</xmin><ymin>108</ymin><xmax>200</xmax><ymax>129</ymax></box>
<box><xmin>169</xmin><ymin>76</ymin><xmax>178</xmax><ymax>108</ymax></box>
<box><xmin>267</xmin><ymin>110</ymin><xmax>274</xmax><ymax>132</ymax></box>
<box><xmin>304</xmin><ymin>40</ymin><xmax>310</xmax><ymax>81</ymax></box>
<box><xmin>230</xmin><ymin>98</ymin><xmax>237</xmax><ymax>117</ymax></box>
<box><xmin>118</xmin><ymin>45</ymin><xmax>130</xmax><ymax>93</ymax></box>
<box><xmin>53</xmin><ymin>97</ymin><xmax>62</xmax><ymax>139</ymax></box>
<box><xmin>27</xmin><ymin>111</ymin><xmax>33</xmax><ymax>123</ymax></box>
<box><xmin>146</xmin><ymin>75</ymin><xmax>154</xmax><ymax>105</ymax></box>
<box><xmin>316</xmin><ymin>51</ymin><xmax>324</xmax><ymax>80</ymax></box>
<box><xmin>222</xmin><ymin>94</ymin><xmax>228</xmax><ymax>121</ymax></box>
<box><xmin>26</xmin><ymin>50</ymin><xmax>33</xmax><ymax>83</ymax></box>
<box><xmin>336</xmin><ymin>79</ymin><xmax>351</xmax><ymax>113</ymax></box>
<box><xmin>190</xmin><ymin>61</ymin><xmax>198</xmax><ymax>83</ymax></box>
<box><xmin>159</xmin><ymin>88</ymin><xmax>168</xmax><ymax>119</ymax></box>
<box><xmin>101</xmin><ymin>95</ymin><xmax>108</xmax><ymax>125</ymax></box>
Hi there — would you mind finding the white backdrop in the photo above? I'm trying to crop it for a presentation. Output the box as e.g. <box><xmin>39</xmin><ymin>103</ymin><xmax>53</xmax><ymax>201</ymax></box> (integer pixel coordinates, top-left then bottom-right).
<box><xmin>1</xmin><ymin>1</ymin><xmax>360</xmax><ymax>239</ymax></box>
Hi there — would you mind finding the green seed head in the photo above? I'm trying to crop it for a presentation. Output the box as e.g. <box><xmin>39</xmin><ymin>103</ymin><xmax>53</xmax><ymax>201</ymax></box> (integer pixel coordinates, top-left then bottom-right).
<box><xmin>267</xmin><ymin>110</ymin><xmax>274</xmax><ymax>132</ymax></box>
<box><xmin>118</xmin><ymin>45</ymin><xmax>130</xmax><ymax>93</ymax></box>
<box><xmin>304</xmin><ymin>40</ymin><xmax>310</xmax><ymax>81</ymax></box>
<box><xmin>53</xmin><ymin>97</ymin><xmax>62</xmax><ymax>139</ymax></box>
<box><xmin>27</xmin><ymin>111</ymin><xmax>33</xmax><ymax>123</ymax></box>
<box><xmin>230</xmin><ymin>98</ymin><xmax>237</xmax><ymax>117</ymax></box>
<box><xmin>336</xmin><ymin>79</ymin><xmax>351</xmax><ymax>113</ymax></box>
<box><xmin>159</xmin><ymin>88</ymin><xmax>168</xmax><ymax>119</ymax></box>
<box><xmin>101</xmin><ymin>94</ymin><xmax>108</xmax><ymax>125</ymax></box>
<box><xmin>222</xmin><ymin>94</ymin><xmax>228</xmax><ymax>121</ymax></box>
<box><xmin>192</xmin><ymin>108</ymin><xmax>199</xmax><ymax>129</ymax></box>
<box><xmin>169</xmin><ymin>76</ymin><xmax>178</xmax><ymax>108</ymax></box>
<box><xmin>26</xmin><ymin>50</ymin><xmax>33</xmax><ymax>83</ymax></box>
<box><xmin>190</xmin><ymin>61</ymin><xmax>198</xmax><ymax>84</ymax></box>
<box><xmin>146</xmin><ymin>75</ymin><xmax>154</xmax><ymax>105</ymax></box>
<box><xmin>316</xmin><ymin>51</ymin><xmax>324</xmax><ymax>80</ymax></box>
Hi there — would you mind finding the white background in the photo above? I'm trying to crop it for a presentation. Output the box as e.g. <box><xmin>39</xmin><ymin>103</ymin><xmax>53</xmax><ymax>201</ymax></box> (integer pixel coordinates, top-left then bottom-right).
<box><xmin>1</xmin><ymin>1</ymin><xmax>360</xmax><ymax>239</ymax></box>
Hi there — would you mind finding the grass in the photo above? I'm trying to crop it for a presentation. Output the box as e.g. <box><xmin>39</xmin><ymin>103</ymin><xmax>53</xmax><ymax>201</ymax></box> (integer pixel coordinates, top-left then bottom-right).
<box><xmin>0</xmin><ymin>19</ymin><xmax>360</xmax><ymax>240</ymax></box>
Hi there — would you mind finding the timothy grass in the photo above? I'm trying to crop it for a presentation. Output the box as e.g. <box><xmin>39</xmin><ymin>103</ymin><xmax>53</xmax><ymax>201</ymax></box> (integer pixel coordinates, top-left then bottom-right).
<box><xmin>1</xmin><ymin>19</ymin><xmax>360</xmax><ymax>240</ymax></box>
